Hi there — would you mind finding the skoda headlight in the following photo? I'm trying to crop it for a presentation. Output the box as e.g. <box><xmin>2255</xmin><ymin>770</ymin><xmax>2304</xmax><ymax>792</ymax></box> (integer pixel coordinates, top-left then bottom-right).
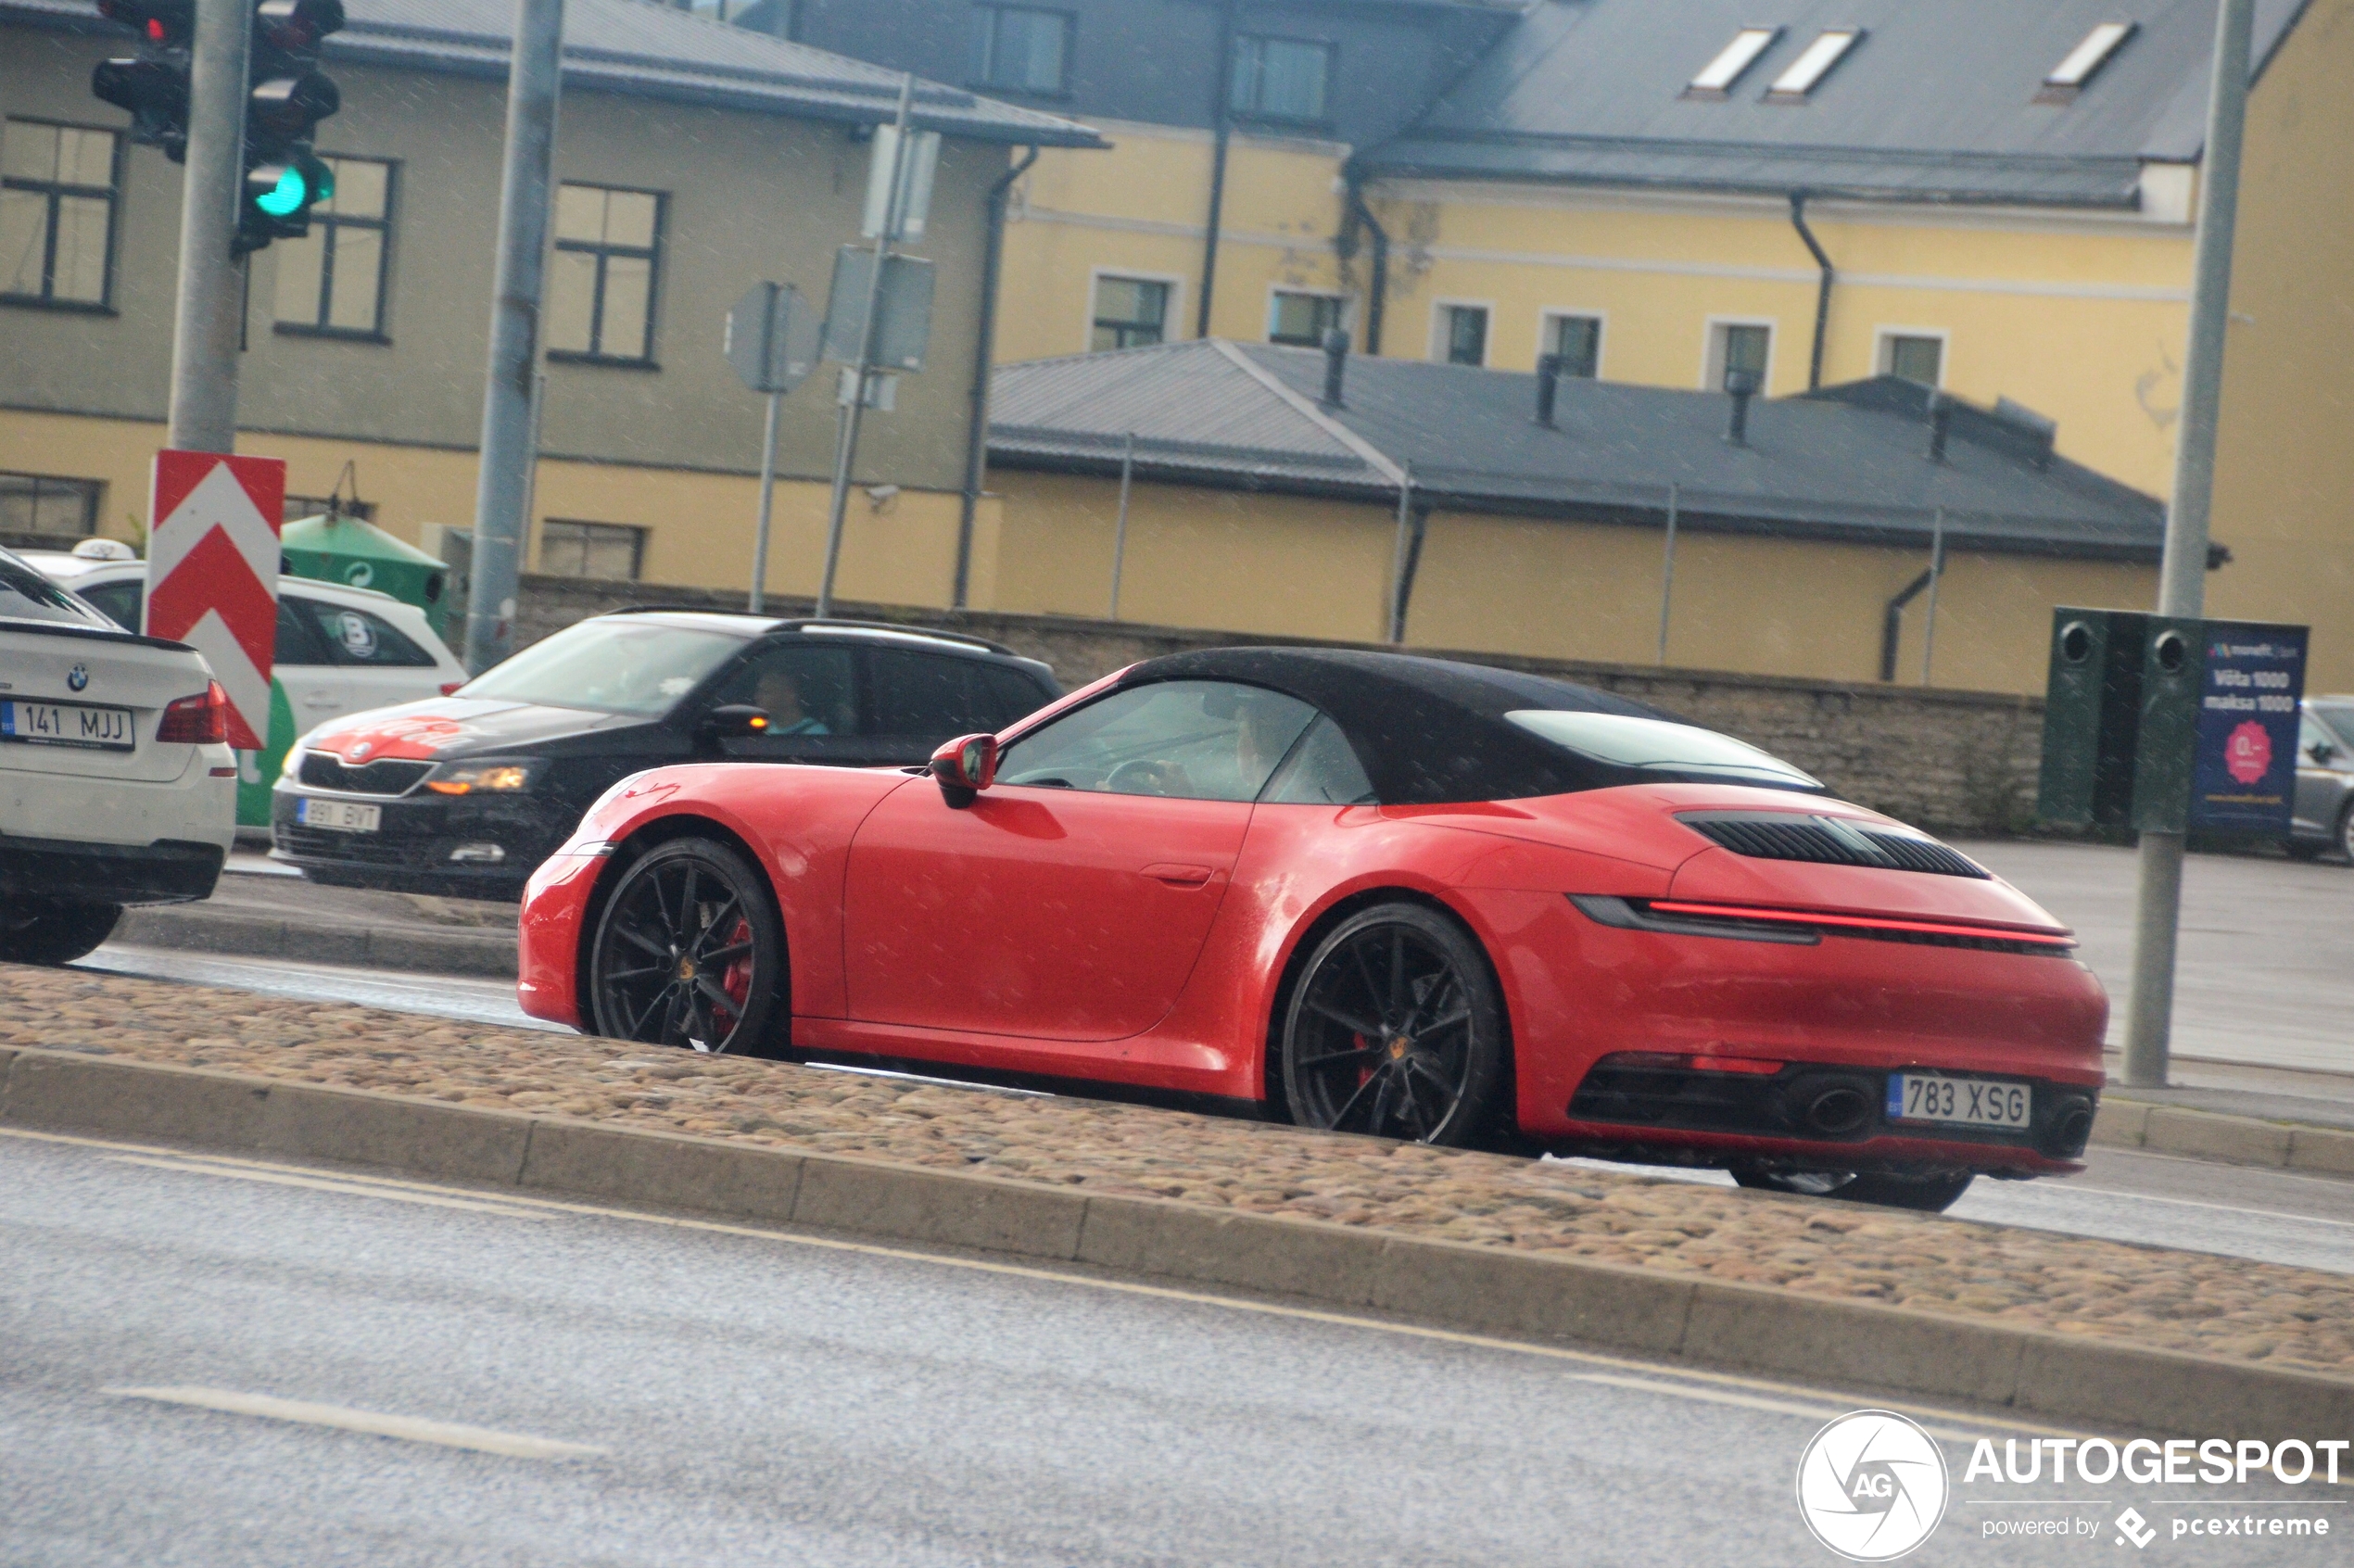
<box><xmin>424</xmin><ymin>759</ymin><xmax>538</xmax><ymax>796</ymax></box>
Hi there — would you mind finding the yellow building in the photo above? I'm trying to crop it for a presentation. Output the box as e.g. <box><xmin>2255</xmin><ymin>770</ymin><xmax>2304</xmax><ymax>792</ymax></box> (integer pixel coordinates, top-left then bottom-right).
<box><xmin>984</xmin><ymin>337</ymin><xmax>2164</xmax><ymax>696</ymax></box>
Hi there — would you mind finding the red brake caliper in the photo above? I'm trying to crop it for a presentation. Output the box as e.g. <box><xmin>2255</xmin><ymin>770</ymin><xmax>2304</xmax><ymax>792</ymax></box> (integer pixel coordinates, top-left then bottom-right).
<box><xmin>716</xmin><ymin>917</ymin><xmax>753</xmax><ymax>1031</ymax></box>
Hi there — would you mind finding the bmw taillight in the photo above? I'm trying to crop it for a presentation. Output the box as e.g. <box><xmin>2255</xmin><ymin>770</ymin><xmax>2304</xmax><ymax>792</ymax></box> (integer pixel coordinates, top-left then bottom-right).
<box><xmin>157</xmin><ymin>680</ymin><xmax>228</xmax><ymax>745</ymax></box>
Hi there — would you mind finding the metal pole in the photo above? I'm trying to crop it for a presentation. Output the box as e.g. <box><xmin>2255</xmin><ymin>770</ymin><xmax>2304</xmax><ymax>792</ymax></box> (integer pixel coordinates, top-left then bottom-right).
<box><xmin>2124</xmin><ymin>0</ymin><xmax>2255</xmax><ymax>1091</ymax></box>
<box><xmin>816</xmin><ymin>72</ymin><xmax>915</xmax><ymax>620</ymax></box>
<box><xmin>1386</xmin><ymin>464</ymin><xmax>1414</xmax><ymax>644</ymax></box>
<box><xmin>462</xmin><ymin>0</ymin><xmax>564</xmax><ymax>675</ymax></box>
<box><xmin>519</xmin><ymin>367</ymin><xmax>546</xmax><ymax>565</ymax></box>
<box><xmin>1656</xmin><ymin>482</ymin><xmax>1678</xmax><ymax>664</ymax></box>
<box><xmin>166</xmin><ymin>0</ymin><xmax>251</xmax><ymax>454</ymax></box>
<box><xmin>1919</xmin><ymin>507</ymin><xmax>1944</xmax><ymax>685</ymax></box>
<box><xmin>749</xmin><ymin>388</ymin><xmax>781</xmax><ymax>613</ymax></box>
<box><xmin>1108</xmin><ymin>429</ymin><xmax>1133</xmax><ymax>619</ymax></box>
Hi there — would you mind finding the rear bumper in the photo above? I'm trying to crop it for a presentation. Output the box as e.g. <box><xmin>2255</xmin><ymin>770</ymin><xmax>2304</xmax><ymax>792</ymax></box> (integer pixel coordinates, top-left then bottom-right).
<box><xmin>0</xmin><ymin>832</ymin><xmax>225</xmax><ymax>906</ymax></box>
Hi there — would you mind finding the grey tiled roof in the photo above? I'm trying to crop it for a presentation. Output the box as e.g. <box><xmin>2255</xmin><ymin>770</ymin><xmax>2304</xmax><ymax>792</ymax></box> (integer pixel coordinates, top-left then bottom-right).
<box><xmin>6</xmin><ymin>0</ymin><xmax>1105</xmax><ymax>145</ymax></box>
<box><xmin>989</xmin><ymin>340</ymin><xmax>2166</xmax><ymax>560</ymax></box>
<box><xmin>1361</xmin><ymin>0</ymin><xmax>2311</xmax><ymax>206</ymax></box>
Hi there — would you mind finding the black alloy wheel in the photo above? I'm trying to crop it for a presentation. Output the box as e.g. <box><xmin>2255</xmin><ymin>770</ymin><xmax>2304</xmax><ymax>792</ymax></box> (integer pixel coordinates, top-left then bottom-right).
<box><xmin>588</xmin><ymin>839</ymin><xmax>786</xmax><ymax>1056</ymax></box>
<box><xmin>1730</xmin><ymin>1167</ymin><xmax>1977</xmax><ymax>1213</ymax></box>
<box><xmin>1280</xmin><ymin>903</ymin><xmax>1508</xmax><ymax>1148</ymax></box>
<box><xmin>0</xmin><ymin>900</ymin><xmax>122</xmax><ymax>965</ymax></box>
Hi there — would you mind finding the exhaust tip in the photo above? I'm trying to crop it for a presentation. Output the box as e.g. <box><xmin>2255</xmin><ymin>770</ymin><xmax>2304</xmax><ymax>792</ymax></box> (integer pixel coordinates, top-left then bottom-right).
<box><xmin>1803</xmin><ymin>1083</ymin><xmax>1872</xmax><ymax>1136</ymax></box>
<box><xmin>2049</xmin><ymin>1096</ymin><xmax>2095</xmax><ymax>1157</ymax></box>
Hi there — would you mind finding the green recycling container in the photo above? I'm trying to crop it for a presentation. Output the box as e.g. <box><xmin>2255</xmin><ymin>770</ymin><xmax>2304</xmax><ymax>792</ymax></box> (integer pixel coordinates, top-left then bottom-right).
<box><xmin>280</xmin><ymin>512</ymin><xmax>452</xmax><ymax>638</ymax></box>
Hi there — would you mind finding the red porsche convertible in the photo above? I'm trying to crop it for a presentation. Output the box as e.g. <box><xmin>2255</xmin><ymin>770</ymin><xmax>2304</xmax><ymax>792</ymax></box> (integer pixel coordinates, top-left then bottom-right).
<box><xmin>517</xmin><ymin>647</ymin><xmax>2105</xmax><ymax>1210</ymax></box>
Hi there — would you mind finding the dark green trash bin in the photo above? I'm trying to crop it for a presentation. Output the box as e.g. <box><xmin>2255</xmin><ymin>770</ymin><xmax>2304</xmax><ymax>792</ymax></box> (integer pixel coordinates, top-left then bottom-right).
<box><xmin>280</xmin><ymin>511</ymin><xmax>452</xmax><ymax>638</ymax></box>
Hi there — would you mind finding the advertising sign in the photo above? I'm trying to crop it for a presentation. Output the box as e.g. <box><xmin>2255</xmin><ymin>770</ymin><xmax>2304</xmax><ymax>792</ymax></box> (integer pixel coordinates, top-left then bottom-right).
<box><xmin>145</xmin><ymin>450</ymin><xmax>286</xmax><ymax>752</ymax></box>
<box><xmin>2189</xmin><ymin>619</ymin><xmax>2308</xmax><ymax>833</ymax></box>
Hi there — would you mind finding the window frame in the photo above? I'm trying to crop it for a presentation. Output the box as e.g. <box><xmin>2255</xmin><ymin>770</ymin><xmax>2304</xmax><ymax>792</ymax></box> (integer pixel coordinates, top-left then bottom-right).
<box><xmin>1702</xmin><ymin>316</ymin><xmax>1776</xmax><ymax>392</ymax></box>
<box><xmin>1266</xmin><ymin>286</ymin><xmax>1348</xmax><ymax>348</ymax></box>
<box><xmin>1086</xmin><ymin>267</ymin><xmax>1180</xmax><ymax>352</ymax></box>
<box><xmin>969</xmin><ymin>3</ymin><xmax>1076</xmax><ymax>97</ymax></box>
<box><xmin>1228</xmin><ymin>33</ymin><xmax>1337</xmax><ymax>127</ymax></box>
<box><xmin>995</xmin><ymin>678</ymin><xmax>1322</xmax><ymax>803</ymax></box>
<box><xmin>1875</xmin><ymin>326</ymin><xmax>1948</xmax><ymax>388</ymax></box>
<box><xmin>1540</xmin><ymin>310</ymin><xmax>1606</xmax><ymax>379</ymax></box>
<box><xmin>536</xmin><ymin>518</ymin><xmax>650</xmax><ymax>581</ymax></box>
<box><xmin>546</xmin><ymin>182</ymin><xmax>667</xmax><ymax>369</ymax></box>
<box><xmin>1</xmin><ymin>118</ymin><xmax>123</xmax><ymax>313</ymax></box>
<box><xmin>1433</xmin><ymin>299</ymin><xmax>1492</xmax><ymax>367</ymax></box>
<box><xmin>272</xmin><ymin>153</ymin><xmax>397</xmax><ymax>344</ymax></box>
<box><xmin>0</xmin><ymin>468</ymin><xmax>104</xmax><ymax>537</ymax></box>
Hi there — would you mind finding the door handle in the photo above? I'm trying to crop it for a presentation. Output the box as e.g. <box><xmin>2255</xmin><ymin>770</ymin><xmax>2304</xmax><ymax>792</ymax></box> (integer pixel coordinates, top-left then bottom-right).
<box><xmin>1143</xmin><ymin>862</ymin><xmax>1214</xmax><ymax>887</ymax></box>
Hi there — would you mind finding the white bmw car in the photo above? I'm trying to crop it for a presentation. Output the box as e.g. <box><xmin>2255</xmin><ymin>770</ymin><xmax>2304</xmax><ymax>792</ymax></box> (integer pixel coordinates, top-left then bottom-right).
<box><xmin>0</xmin><ymin>543</ymin><xmax>235</xmax><ymax>963</ymax></box>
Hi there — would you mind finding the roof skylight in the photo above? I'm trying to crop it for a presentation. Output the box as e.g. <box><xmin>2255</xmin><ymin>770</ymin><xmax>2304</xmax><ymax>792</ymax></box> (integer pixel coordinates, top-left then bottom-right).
<box><xmin>1766</xmin><ymin>28</ymin><xmax>1863</xmax><ymax>99</ymax></box>
<box><xmin>2045</xmin><ymin>21</ymin><xmax>2136</xmax><ymax>89</ymax></box>
<box><xmin>1687</xmin><ymin>27</ymin><xmax>1780</xmax><ymax>96</ymax></box>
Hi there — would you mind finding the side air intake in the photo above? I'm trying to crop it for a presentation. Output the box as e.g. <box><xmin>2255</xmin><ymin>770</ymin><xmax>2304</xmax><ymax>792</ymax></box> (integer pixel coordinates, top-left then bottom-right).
<box><xmin>1677</xmin><ymin>811</ymin><xmax>1989</xmax><ymax>879</ymax></box>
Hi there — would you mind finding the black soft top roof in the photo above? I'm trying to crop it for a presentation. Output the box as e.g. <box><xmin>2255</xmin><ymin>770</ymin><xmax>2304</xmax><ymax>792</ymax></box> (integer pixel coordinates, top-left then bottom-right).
<box><xmin>1118</xmin><ymin>647</ymin><xmax>1681</xmax><ymax>805</ymax></box>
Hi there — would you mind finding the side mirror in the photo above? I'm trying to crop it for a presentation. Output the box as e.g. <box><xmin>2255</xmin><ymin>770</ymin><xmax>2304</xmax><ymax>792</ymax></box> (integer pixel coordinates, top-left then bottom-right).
<box><xmin>698</xmin><ymin>704</ymin><xmax>771</xmax><ymax>748</ymax></box>
<box><xmin>930</xmin><ymin>732</ymin><xmax>998</xmax><ymax>808</ymax></box>
<box><xmin>2313</xmin><ymin>740</ymin><xmax>2340</xmax><ymax>765</ymax></box>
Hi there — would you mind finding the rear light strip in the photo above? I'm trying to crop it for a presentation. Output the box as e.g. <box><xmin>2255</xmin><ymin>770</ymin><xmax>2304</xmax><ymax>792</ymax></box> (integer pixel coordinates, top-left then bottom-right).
<box><xmin>156</xmin><ymin>680</ymin><xmax>228</xmax><ymax>745</ymax></box>
<box><xmin>1570</xmin><ymin>894</ymin><xmax>2075</xmax><ymax>955</ymax></box>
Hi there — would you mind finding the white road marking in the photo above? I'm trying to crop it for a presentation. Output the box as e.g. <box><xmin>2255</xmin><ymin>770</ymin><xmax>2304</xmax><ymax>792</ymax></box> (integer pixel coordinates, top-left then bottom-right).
<box><xmin>0</xmin><ymin>1126</ymin><xmax>2188</xmax><ymax>1446</ymax></box>
<box><xmin>108</xmin><ymin>1156</ymin><xmax>551</xmax><ymax>1219</ymax></box>
<box><xmin>1568</xmin><ymin>1372</ymin><xmax>1984</xmax><ymax>1443</ymax></box>
<box><xmin>2045</xmin><ymin>1185</ymin><xmax>2354</xmax><ymax>1231</ymax></box>
<box><xmin>103</xmin><ymin>1385</ymin><xmax>603</xmax><ymax>1460</ymax></box>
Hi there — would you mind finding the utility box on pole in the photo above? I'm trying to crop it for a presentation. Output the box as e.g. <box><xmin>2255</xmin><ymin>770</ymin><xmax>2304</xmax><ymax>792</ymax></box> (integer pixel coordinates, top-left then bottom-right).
<box><xmin>2038</xmin><ymin>608</ymin><xmax>2307</xmax><ymax>836</ymax></box>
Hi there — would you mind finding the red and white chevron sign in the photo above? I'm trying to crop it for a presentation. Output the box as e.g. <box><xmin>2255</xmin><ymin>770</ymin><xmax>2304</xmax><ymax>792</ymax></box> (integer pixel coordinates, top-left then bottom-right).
<box><xmin>146</xmin><ymin>450</ymin><xmax>286</xmax><ymax>751</ymax></box>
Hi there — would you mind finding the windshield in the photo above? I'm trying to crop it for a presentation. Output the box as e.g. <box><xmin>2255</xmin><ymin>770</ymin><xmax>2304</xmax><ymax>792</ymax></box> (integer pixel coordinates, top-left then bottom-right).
<box><xmin>1506</xmin><ymin>710</ymin><xmax>1821</xmax><ymax>790</ymax></box>
<box><xmin>459</xmin><ymin>620</ymin><xmax>746</xmax><ymax>716</ymax></box>
<box><xmin>2314</xmin><ymin>702</ymin><xmax>2354</xmax><ymax>750</ymax></box>
<box><xmin>0</xmin><ymin>548</ymin><xmax>119</xmax><ymax>632</ymax></box>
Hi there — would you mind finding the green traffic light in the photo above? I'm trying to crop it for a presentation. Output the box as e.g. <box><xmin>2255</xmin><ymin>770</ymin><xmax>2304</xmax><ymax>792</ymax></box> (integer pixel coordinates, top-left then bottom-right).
<box><xmin>254</xmin><ymin>160</ymin><xmax>333</xmax><ymax>217</ymax></box>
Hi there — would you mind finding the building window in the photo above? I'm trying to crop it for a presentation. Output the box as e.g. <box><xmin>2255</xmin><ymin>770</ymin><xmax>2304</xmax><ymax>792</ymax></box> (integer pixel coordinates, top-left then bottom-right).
<box><xmin>1231</xmin><ymin>35</ymin><xmax>1334</xmax><ymax>123</ymax></box>
<box><xmin>1547</xmin><ymin>314</ymin><xmax>1602</xmax><ymax>378</ymax></box>
<box><xmin>1091</xmin><ymin>275</ymin><xmax>1168</xmax><ymax>351</ymax></box>
<box><xmin>1270</xmin><ymin>290</ymin><xmax>1344</xmax><ymax>348</ymax></box>
<box><xmin>282</xmin><ymin>493</ymin><xmax>376</xmax><ymax>524</ymax></box>
<box><xmin>548</xmin><ymin>184</ymin><xmax>663</xmax><ymax>364</ymax></box>
<box><xmin>971</xmin><ymin>5</ymin><xmax>1072</xmax><ymax>95</ymax></box>
<box><xmin>272</xmin><ymin>156</ymin><xmax>393</xmax><ymax>338</ymax></box>
<box><xmin>1</xmin><ymin>120</ymin><xmax>119</xmax><ymax>308</ymax></box>
<box><xmin>538</xmin><ymin>520</ymin><xmax>647</xmax><ymax>581</ymax></box>
<box><xmin>1880</xmin><ymin>332</ymin><xmax>1944</xmax><ymax>386</ymax></box>
<box><xmin>1440</xmin><ymin>304</ymin><xmax>1488</xmax><ymax>366</ymax></box>
<box><xmin>1705</xmin><ymin>321</ymin><xmax>1772</xmax><ymax>390</ymax></box>
<box><xmin>0</xmin><ymin>470</ymin><xmax>102</xmax><ymax>537</ymax></box>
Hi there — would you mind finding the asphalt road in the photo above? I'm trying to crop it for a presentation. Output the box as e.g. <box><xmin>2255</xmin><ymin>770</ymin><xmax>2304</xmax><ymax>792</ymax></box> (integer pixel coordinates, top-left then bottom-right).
<box><xmin>1960</xmin><ymin>839</ymin><xmax>2354</xmax><ymax>1078</ymax></box>
<box><xmin>63</xmin><ymin>942</ymin><xmax>2354</xmax><ymax>1278</ymax></box>
<box><xmin>4</xmin><ymin>1131</ymin><xmax>2344</xmax><ymax>1568</ymax></box>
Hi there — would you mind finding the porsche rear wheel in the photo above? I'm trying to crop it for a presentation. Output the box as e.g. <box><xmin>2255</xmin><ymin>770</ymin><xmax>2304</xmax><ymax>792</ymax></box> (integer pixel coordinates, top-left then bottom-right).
<box><xmin>1281</xmin><ymin>903</ymin><xmax>1507</xmax><ymax>1148</ymax></box>
<box><xmin>1731</xmin><ymin>1168</ymin><xmax>1976</xmax><ymax>1213</ymax></box>
<box><xmin>588</xmin><ymin>839</ymin><xmax>786</xmax><ymax>1056</ymax></box>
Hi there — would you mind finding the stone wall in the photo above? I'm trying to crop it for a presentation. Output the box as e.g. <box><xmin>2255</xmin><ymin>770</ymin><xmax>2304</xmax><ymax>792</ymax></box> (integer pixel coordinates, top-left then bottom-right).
<box><xmin>498</xmin><ymin>573</ymin><xmax>2044</xmax><ymax>833</ymax></box>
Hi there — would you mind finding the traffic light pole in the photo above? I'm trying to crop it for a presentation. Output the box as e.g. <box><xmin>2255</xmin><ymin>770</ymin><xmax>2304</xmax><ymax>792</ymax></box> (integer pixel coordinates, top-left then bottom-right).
<box><xmin>165</xmin><ymin>0</ymin><xmax>250</xmax><ymax>454</ymax></box>
<box><xmin>463</xmin><ymin>0</ymin><xmax>564</xmax><ymax>675</ymax></box>
<box><xmin>2122</xmin><ymin>0</ymin><xmax>2254</xmax><ymax>1089</ymax></box>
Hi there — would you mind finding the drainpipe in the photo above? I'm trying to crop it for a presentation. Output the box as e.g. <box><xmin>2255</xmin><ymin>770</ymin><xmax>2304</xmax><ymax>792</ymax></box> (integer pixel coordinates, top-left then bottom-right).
<box><xmin>1197</xmin><ymin>0</ymin><xmax>1238</xmax><ymax>338</ymax></box>
<box><xmin>1789</xmin><ymin>192</ymin><xmax>1834</xmax><ymax>390</ymax></box>
<box><xmin>1343</xmin><ymin>170</ymin><xmax>1389</xmax><ymax>355</ymax></box>
<box><xmin>954</xmin><ymin>144</ymin><xmax>1039</xmax><ymax>611</ymax></box>
<box><xmin>1879</xmin><ymin>568</ymin><xmax>1934</xmax><ymax>681</ymax></box>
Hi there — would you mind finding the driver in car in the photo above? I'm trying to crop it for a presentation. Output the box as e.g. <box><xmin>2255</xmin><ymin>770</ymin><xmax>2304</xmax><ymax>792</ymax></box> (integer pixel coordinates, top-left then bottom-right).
<box><xmin>752</xmin><ymin>667</ymin><xmax>829</xmax><ymax>736</ymax></box>
<box><xmin>1111</xmin><ymin>689</ymin><xmax>1297</xmax><ymax>799</ymax></box>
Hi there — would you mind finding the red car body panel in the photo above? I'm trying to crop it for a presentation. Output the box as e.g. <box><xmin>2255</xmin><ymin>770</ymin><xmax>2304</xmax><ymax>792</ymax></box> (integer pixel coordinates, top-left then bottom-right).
<box><xmin>519</xmin><ymin>761</ymin><xmax>2107</xmax><ymax>1174</ymax></box>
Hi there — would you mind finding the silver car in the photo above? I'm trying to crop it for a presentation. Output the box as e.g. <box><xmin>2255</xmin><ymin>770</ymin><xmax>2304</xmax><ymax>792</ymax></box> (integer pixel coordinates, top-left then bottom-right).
<box><xmin>2290</xmin><ymin>697</ymin><xmax>2354</xmax><ymax>863</ymax></box>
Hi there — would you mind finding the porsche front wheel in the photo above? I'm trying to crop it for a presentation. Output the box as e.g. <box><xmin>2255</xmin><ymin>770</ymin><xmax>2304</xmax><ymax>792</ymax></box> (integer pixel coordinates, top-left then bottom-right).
<box><xmin>588</xmin><ymin>839</ymin><xmax>786</xmax><ymax>1056</ymax></box>
<box><xmin>1281</xmin><ymin>904</ymin><xmax>1508</xmax><ymax>1148</ymax></box>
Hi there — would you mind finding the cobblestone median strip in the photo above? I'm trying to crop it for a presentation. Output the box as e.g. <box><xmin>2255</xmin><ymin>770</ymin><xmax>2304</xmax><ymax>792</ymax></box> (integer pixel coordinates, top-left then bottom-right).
<box><xmin>6</xmin><ymin>963</ymin><xmax>2353</xmax><ymax>1427</ymax></box>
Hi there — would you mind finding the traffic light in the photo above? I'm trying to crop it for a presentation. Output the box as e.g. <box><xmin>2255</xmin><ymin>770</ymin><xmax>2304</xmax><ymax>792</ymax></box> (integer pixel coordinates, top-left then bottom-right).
<box><xmin>237</xmin><ymin>0</ymin><xmax>345</xmax><ymax>254</ymax></box>
<box><xmin>90</xmin><ymin>0</ymin><xmax>197</xmax><ymax>161</ymax></box>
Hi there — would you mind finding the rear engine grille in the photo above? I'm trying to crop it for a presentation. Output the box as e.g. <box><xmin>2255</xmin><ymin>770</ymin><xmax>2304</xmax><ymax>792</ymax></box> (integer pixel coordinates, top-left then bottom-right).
<box><xmin>1679</xmin><ymin>811</ymin><xmax>1988</xmax><ymax>879</ymax></box>
<box><xmin>297</xmin><ymin>754</ymin><xmax>433</xmax><ymax>795</ymax></box>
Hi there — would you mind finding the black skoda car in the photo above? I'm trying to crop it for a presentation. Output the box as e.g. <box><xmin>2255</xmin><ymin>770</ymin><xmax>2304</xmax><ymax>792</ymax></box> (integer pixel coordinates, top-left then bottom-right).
<box><xmin>271</xmin><ymin>611</ymin><xmax>1059</xmax><ymax>897</ymax></box>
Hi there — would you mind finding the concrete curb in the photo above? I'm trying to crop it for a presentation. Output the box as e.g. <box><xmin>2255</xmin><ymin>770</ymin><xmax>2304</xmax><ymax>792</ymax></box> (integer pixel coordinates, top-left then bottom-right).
<box><xmin>112</xmin><ymin>907</ymin><xmax>517</xmax><ymax>978</ymax></box>
<box><xmin>5</xmin><ymin>1044</ymin><xmax>2349</xmax><ymax>1437</ymax></box>
<box><xmin>2091</xmin><ymin>1096</ymin><xmax>2354</xmax><ymax>1178</ymax></box>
